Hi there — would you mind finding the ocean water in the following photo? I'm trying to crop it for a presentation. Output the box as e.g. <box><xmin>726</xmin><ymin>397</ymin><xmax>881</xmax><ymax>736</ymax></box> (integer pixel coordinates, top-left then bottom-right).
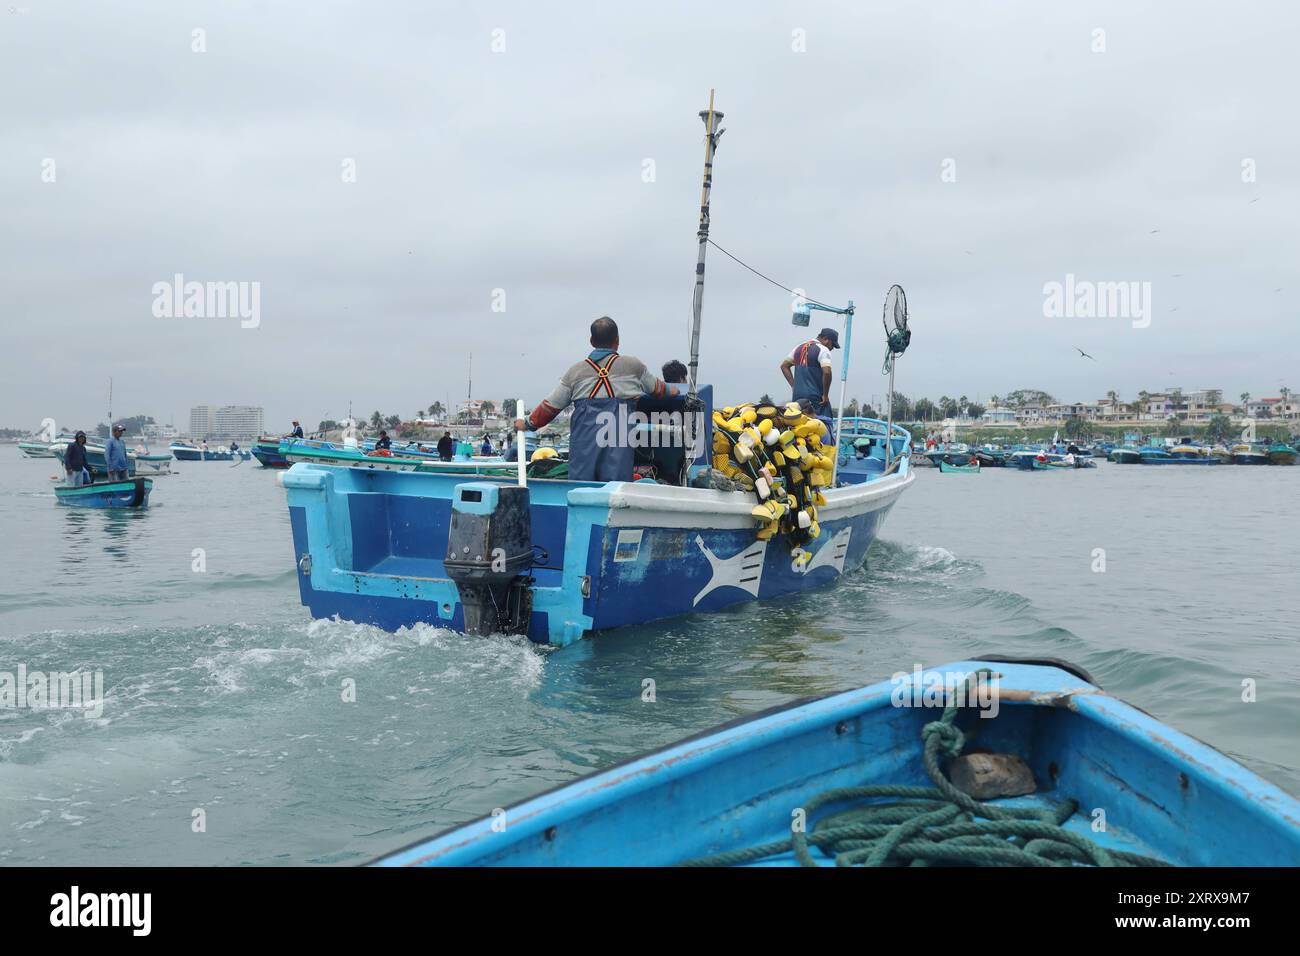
<box><xmin>0</xmin><ymin>446</ymin><xmax>1296</xmax><ymax>865</ymax></box>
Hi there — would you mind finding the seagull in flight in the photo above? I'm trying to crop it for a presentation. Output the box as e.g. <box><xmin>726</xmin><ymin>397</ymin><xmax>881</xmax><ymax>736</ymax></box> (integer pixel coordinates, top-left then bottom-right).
<box><xmin>1075</xmin><ymin>347</ymin><xmax>1097</xmax><ymax>361</ymax></box>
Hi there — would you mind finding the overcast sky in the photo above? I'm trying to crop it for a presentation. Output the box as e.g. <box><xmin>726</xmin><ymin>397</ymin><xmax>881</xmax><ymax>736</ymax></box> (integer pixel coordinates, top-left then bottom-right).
<box><xmin>2</xmin><ymin>0</ymin><xmax>1296</xmax><ymax>432</ymax></box>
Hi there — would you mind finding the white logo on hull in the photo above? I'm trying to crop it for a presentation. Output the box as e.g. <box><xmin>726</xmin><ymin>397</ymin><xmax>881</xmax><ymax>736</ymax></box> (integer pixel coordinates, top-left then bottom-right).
<box><xmin>791</xmin><ymin>527</ymin><xmax>852</xmax><ymax>575</ymax></box>
<box><xmin>693</xmin><ymin>536</ymin><xmax>767</xmax><ymax>606</ymax></box>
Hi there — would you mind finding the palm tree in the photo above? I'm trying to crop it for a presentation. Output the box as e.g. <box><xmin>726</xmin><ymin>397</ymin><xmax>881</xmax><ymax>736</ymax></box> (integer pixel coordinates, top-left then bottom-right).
<box><xmin>428</xmin><ymin>401</ymin><xmax>445</xmax><ymax>421</ymax></box>
<box><xmin>480</xmin><ymin>400</ymin><xmax>496</xmax><ymax>418</ymax></box>
<box><xmin>989</xmin><ymin>394</ymin><xmax>1000</xmax><ymax>408</ymax></box>
<box><xmin>1240</xmin><ymin>392</ymin><xmax>1251</xmax><ymax>406</ymax></box>
<box><xmin>369</xmin><ymin>411</ymin><xmax>383</xmax><ymax>431</ymax></box>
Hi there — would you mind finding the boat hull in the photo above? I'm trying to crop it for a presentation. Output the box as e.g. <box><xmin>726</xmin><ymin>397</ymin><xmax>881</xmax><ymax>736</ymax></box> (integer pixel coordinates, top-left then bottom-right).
<box><xmin>938</xmin><ymin>461</ymin><xmax>978</xmax><ymax>473</ymax></box>
<box><xmin>284</xmin><ymin>462</ymin><xmax>914</xmax><ymax>646</ymax></box>
<box><xmin>18</xmin><ymin>441</ymin><xmax>56</xmax><ymax>458</ymax></box>
<box><xmin>373</xmin><ymin>659</ymin><xmax>1300</xmax><ymax>866</ymax></box>
<box><xmin>55</xmin><ymin>478</ymin><xmax>152</xmax><ymax>509</ymax></box>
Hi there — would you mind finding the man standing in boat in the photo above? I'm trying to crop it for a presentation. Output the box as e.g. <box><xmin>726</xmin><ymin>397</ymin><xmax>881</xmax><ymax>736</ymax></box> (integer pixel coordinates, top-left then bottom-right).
<box><xmin>105</xmin><ymin>423</ymin><xmax>130</xmax><ymax>481</ymax></box>
<box><xmin>779</xmin><ymin>328</ymin><xmax>839</xmax><ymax>417</ymax></box>
<box><xmin>516</xmin><ymin>316</ymin><xmax>668</xmax><ymax>482</ymax></box>
<box><xmin>64</xmin><ymin>431</ymin><xmax>90</xmax><ymax>486</ymax></box>
<box><xmin>436</xmin><ymin>431</ymin><xmax>454</xmax><ymax>461</ymax></box>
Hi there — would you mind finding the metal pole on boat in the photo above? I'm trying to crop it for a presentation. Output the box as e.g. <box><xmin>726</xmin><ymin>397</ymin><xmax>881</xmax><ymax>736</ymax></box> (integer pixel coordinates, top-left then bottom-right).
<box><xmin>516</xmin><ymin>400</ymin><xmax>527</xmax><ymax>487</ymax></box>
<box><xmin>830</xmin><ymin>302</ymin><xmax>853</xmax><ymax>486</ymax></box>
<box><xmin>687</xmin><ymin>90</ymin><xmax>724</xmax><ymax>402</ymax></box>
<box><xmin>885</xmin><ymin>360</ymin><xmax>896</xmax><ymax>470</ymax></box>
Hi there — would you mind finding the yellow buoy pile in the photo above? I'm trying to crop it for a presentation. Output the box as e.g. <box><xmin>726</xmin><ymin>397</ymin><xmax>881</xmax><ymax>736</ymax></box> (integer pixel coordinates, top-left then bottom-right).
<box><xmin>711</xmin><ymin>401</ymin><xmax>832</xmax><ymax>564</ymax></box>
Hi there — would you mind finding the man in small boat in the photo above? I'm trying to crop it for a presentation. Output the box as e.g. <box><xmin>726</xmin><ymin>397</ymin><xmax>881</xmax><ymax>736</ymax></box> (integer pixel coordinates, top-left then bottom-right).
<box><xmin>290</xmin><ymin>421</ymin><xmax>304</xmax><ymax>439</ymax></box>
<box><xmin>437</xmin><ymin>431</ymin><xmax>454</xmax><ymax>461</ymax></box>
<box><xmin>480</xmin><ymin>434</ymin><xmax>493</xmax><ymax>456</ymax></box>
<box><xmin>779</xmin><ymin>328</ymin><xmax>838</xmax><ymax>417</ymax></box>
<box><xmin>517</xmin><ymin>316</ymin><xmax>669</xmax><ymax>482</ymax></box>
<box><xmin>64</xmin><ymin>431</ymin><xmax>90</xmax><ymax>486</ymax></box>
<box><xmin>375</xmin><ymin>430</ymin><xmax>392</xmax><ymax>451</ymax></box>
<box><xmin>105</xmin><ymin>424</ymin><xmax>129</xmax><ymax>481</ymax></box>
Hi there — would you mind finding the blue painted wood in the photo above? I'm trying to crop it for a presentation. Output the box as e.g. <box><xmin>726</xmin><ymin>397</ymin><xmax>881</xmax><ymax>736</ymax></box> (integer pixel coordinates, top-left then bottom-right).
<box><xmin>373</xmin><ymin>660</ymin><xmax>1300</xmax><ymax>866</ymax></box>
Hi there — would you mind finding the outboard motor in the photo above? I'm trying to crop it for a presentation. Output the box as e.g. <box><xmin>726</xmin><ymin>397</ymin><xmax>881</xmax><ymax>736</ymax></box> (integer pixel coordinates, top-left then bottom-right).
<box><xmin>444</xmin><ymin>482</ymin><xmax>535</xmax><ymax>636</ymax></box>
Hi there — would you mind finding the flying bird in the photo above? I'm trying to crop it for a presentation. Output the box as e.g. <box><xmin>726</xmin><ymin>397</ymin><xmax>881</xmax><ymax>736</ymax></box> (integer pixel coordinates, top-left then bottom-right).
<box><xmin>1074</xmin><ymin>347</ymin><xmax>1097</xmax><ymax>361</ymax></box>
<box><xmin>1149</xmin><ymin>229</ymin><xmax>1160</xmax><ymax>234</ymax></box>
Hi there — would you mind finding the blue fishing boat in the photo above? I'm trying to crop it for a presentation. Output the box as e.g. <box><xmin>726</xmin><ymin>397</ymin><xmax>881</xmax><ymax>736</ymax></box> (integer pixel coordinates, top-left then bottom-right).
<box><xmin>835</xmin><ymin>418</ymin><xmax>910</xmax><ymax>485</ymax></box>
<box><xmin>170</xmin><ymin>441</ymin><xmax>202</xmax><ymax>461</ymax></box>
<box><xmin>252</xmin><ymin>437</ymin><xmax>291</xmax><ymax>468</ymax></box>
<box><xmin>1109</xmin><ymin>446</ymin><xmax>1143</xmax><ymax>464</ymax></box>
<box><xmin>938</xmin><ymin>459</ymin><xmax>979</xmax><ymax>473</ymax></box>
<box><xmin>374</xmin><ymin>658</ymin><xmax>1300</xmax><ymax>866</ymax></box>
<box><xmin>284</xmin><ymin>94</ymin><xmax>915</xmax><ymax>647</ymax></box>
<box><xmin>54</xmin><ymin>477</ymin><xmax>152</xmax><ymax>509</ymax></box>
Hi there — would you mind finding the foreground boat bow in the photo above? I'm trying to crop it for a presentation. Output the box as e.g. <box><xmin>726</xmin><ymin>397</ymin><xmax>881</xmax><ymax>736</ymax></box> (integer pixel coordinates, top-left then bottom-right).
<box><xmin>374</xmin><ymin>660</ymin><xmax>1300</xmax><ymax>866</ymax></box>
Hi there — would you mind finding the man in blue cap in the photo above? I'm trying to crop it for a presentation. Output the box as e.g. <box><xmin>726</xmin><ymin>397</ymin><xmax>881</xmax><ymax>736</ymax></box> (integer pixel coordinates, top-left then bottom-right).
<box><xmin>104</xmin><ymin>423</ymin><xmax>130</xmax><ymax>481</ymax></box>
<box><xmin>780</xmin><ymin>327</ymin><xmax>839</xmax><ymax>417</ymax></box>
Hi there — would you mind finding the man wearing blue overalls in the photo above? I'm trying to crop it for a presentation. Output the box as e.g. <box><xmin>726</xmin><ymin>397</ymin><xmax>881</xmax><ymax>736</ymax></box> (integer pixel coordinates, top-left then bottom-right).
<box><xmin>516</xmin><ymin>317</ymin><xmax>668</xmax><ymax>482</ymax></box>
<box><xmin>780</xmin><ymin>327</ymin><xmax>839</xmax><ymax>417</ymax></box>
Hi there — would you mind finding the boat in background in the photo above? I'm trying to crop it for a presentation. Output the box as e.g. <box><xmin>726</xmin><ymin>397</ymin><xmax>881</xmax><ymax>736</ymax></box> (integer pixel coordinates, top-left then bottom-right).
<box><xmin>373</xmin><ymin>658</ymin><xmax>1300</xmax><ymax>867</ymax></box>
<box><xmin>835</xmin><ymin>418</ymin><xmax>910</xmax><ymax>485</ymax></box>
<box><xmin>49</xmin><ymin>439</ymin><xmax>172</xmax><ymax>477</ymax></box>
<box><xmin>18</xmin><ymin>440</ymin><xmax>60</xmax><ymax>458</ymax></box>
<box><xmin>170</xmin><ymin>441</ymin><xmax>202</xmax><ymax>461</ymax></box>
<box><xmin>1109</xmin><ymin>446</ymin><xmax>1143</xmax><ymax>464</ymax></box>
<box><xmin>938</xmin><ymin>459</ymin><xmax>979</xmax><ymax>473</ymax></box>
<box><xmin>54</xmin><ymin>477</ymin><xmax>152</xmax><ymax>509</ymax></box>
<box><xmin>252</xmin><ymin>437</ymin><xmax>291</xmax><ymax>468</ymax></box>
<box><xmin>1266</xmin><ymin>443</ymin><xmax>1296</xmax><ymax>466</ymax></box>
<box><xmin>1231</xmin><ymin>443</ymin><xmax>1270</xmax><ymax>465</ymax></box>
<box><xmin>1030</xmin><ymin>457</ymin><xmax>1075</xmax><ymax>470</ymax></box>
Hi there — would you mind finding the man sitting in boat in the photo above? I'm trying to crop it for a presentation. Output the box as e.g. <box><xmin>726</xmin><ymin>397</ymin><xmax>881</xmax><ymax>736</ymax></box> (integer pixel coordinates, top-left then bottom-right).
<box><xmin>104</xmin><ymin>424</ymin><xmax>130</xmax><ymax>481</ymax></box>
<box><xmin>64</xmin><ymin>431</ymin><xmax>90</xmax><ymax>486</ymax></box>
<box><xmin>629</xmin><ymin>359</ymin><xmax>692</xmax><ymax>484</ymax></box>
<box><xmin>375</xmin><ymin>430</ymin><xmax>392</xmax><ymax>451</ymax></box>
<box><xmin>436</xmin><ymin>431</ymin><xmax>454</xmax><ymax>461</ymax></box>
<box><xmin>779</xmin><ymin>328</ymin><xmax>838</xmax><ymax>417</ymax></box>
<box><xmin>289</xmin><ymin>421</ymin><xmax>304</xmax><ymax>439</ymax></box>
<box><xmin>517</xmin><ymin>316</ymin><xmax>669</xmax><ymax>482</ymax></box>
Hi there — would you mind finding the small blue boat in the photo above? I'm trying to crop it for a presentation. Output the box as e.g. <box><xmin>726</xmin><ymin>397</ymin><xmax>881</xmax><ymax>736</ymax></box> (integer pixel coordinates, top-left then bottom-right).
<box><xmin>170</xmin><ymin>441</ymin><xmax>202</xmax><ymax>461</ymax></box>
<box><xmin>938</xmin><ymin>459</ymin><xmax>979</xmax><ymax>473</ymax></box>
<box><xmin>252</xmin><ymin>437</ymin><xmax>291</xmax><ymax>468</ymax></box>
<box><xmin>834</xmin><ymin>418</ymin><xmax>910</xmax><ymax>485</ymax></box>
<box><xmin>374</xmin><ymin>659</ymin><xmax>1300</xmax><ymax>866</ymax></box>
<box><xmin>54</xmin><ymin>477</ymin><xmax>152</xmax><ymax>509</ymax></box>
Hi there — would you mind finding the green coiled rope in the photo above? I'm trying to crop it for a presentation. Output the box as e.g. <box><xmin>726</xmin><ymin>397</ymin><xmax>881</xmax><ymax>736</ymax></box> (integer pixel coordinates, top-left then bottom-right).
<box><xmin>679</xmin><ymin>671</ymin><xmax>1171</xmax><ymax>867</ymax></box>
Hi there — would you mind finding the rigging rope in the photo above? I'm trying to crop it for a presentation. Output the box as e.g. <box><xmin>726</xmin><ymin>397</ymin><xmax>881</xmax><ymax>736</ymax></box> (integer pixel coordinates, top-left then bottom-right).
<box><xmin>679</xmin><ymin>671</ymin><xmax>1171</xmax><ymax>868</ymax></box>
<box><xmin>705</xmin><ymin>239</ymin><xmax>840</xmax><ymax>311</ymax></box>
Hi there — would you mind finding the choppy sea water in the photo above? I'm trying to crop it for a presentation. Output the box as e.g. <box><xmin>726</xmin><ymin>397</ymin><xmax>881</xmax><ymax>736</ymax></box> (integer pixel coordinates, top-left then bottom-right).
<box><xmin>0</xmin><ymin>446</ymin><xmax>1296</xmax><ymax>865</ymax></box>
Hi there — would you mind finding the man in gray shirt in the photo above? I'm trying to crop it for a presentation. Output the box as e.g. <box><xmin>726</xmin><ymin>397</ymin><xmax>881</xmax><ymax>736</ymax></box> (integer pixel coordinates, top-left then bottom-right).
<box><xmin>516</xmin><ymin>316</ymin><xmax>668</xmax><ymax>481</ymax></box>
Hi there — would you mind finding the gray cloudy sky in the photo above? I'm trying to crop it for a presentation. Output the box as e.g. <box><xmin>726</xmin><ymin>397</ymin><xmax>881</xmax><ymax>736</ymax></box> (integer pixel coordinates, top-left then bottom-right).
<box><xmin>2</xmin><ymin>0</ymin><xmax>1297</xmax><ymax>432</ymax></box>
